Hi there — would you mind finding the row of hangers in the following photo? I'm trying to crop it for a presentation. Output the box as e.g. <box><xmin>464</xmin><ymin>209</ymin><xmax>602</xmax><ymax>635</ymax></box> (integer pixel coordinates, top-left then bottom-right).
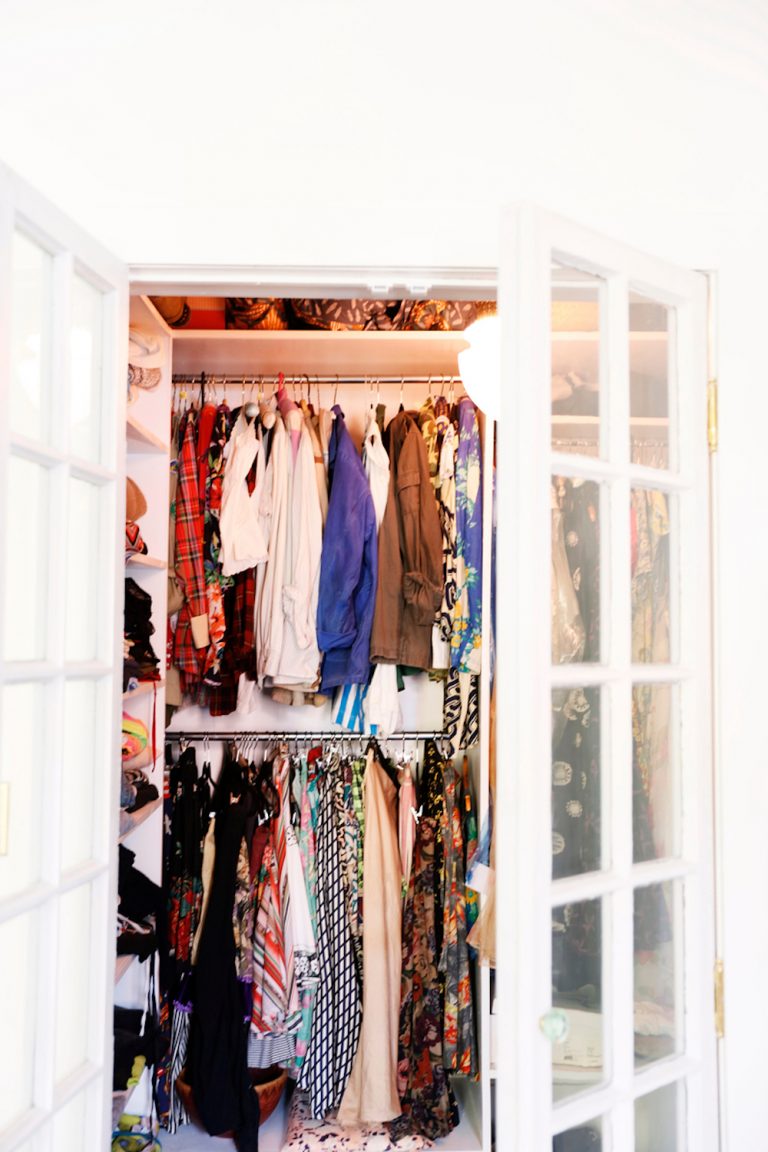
<box><xmin>171</xmin><ymin>372</ymin><xmax>463</xmax><ymax>416</ymax></box>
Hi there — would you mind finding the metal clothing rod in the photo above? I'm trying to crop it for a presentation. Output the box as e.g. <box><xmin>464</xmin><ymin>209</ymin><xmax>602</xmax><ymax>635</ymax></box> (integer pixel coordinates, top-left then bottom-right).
<box><xmin>168</xmin><ymin>729</ymin><xmax>444</xmax><ymax>742</ymax></box>
<box><xmin>171</xmin><ymin>374</ymin><xmax>463</xmax><ymax>387</ymax></box>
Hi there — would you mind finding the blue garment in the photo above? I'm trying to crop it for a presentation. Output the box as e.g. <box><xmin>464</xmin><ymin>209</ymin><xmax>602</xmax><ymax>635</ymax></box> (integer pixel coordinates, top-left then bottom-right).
<box><xmin>452</xmin><ymin>397</ymin><xmax>483</xmax><ymax>673</ymax></box>
<box><xmin>317</xmin><ymin>406</ymin><xmax>378</xmax><ymax>691</ymax></box>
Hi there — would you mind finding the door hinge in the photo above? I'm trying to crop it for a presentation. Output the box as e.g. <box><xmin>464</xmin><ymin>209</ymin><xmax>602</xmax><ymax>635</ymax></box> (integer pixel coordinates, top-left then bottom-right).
<box><xmin>714</xmin><ymin>958</ymin><xmax>725</xmax><ymax>1038</ymax></box>
<box><xmin>707</xmin><ymin>377</ymin><xmax>719</xmax><ymax>454</ymax></box>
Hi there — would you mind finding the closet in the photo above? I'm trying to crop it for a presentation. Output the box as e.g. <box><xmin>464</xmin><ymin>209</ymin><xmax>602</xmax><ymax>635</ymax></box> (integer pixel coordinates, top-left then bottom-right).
<box><xmin>115</xmin><ymin>296</ymin><xmax>496</xmax><ymax>1152</ymax></box>
<box><xmin>0</xmin><ymin>162</ymin><xmax>719</xmax><ymax>1152</ymax></box>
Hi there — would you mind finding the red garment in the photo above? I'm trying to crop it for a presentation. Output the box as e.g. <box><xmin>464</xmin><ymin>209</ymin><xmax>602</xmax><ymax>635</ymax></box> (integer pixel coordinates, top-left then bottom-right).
<box><xmin>173</xmin><ymin>414</ymin><xmax>208</xmax><ymax>680</ymax></box>
<box><xmin>196</xmin><ymin>402</ymin><xmax>218</xmax><ymax>518</ymax></box>
<box><xmin>208</xmin><ymin>569</ymin><xmax>256</xmax><ymax>716</ymax></box>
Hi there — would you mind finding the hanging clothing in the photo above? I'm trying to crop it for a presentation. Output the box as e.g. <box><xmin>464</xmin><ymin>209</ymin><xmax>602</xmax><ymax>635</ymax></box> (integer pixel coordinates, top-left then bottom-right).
<box><xmin>371</xmin><ymin>410</ymin><xmax>443</xmax><ymax>670</ymax></box>
<box><xmin>298</xmin><ymin>755</ymin><xmax>362</xmax><ymax>1118</ymax></box>
<box><xmin>461</xmin><ymin>758</ymin><xmax>479</xmax><ymax>944</ymax></box>
<box><xmin>201</xmin><ymin>404</ymin><xmax>234</xmax><ymax>688</ymax></box>
<box><xmin>364</xmin><ymin>664</ymin><xmax>402</xmax><ymax>736</ymax></box>
<box><xmin>332</xmin><ymin>682</ymin><xmax>369</xmax><ymax>734</ymax></box>
<box><xmin>417</xmin><ymin>396</ymin><xmax>440</xmax><ymax>491</ymax></box>
<box><xmin>452</xmin><ymin>397</ymin><xmax>483</xmax><ymax>674</ymax></box>
<box><xmin>440</xmin><ymin>759</ymin><xmax>477</xmax><ymax>1079</ymax></box>
<box><xmin>293</xmin><ymin>749</ymin><xmax>322</xmax><ymax>1074</ymax></box>
<box><xmin>341</xmin><ymin>756</ymin><xmax>366</xmax><ymax>966</ymax></box>
<box><xmin>398</xmin><ymin>764</ymin><xmax>416</xmax><ymax>904</ymax></box>
<box><xmin>263</xmin><ymin>410</ymin><xmax>323</xmax><ymax>690</ymax></box>
<box><xmin>432</xmin><ymin>416</ymin><xmax>457</xmax><ymax>670</ymax></box>
<box><xmin>442</xmin><ymin>666</ymin><xmax>480</xmax><ymax>755</ymax></box>
<box><xmin>173</xmin><ymin>413</ymin><xmax>210</xmax><ymax>681</ymax></box>
<box><xmin>338</xmin><ymin>749</ymin><xmax>403</xmax><ymax>1125</ymax></box>
<box><xmin>302</xmin><ymin>401</ymin><xmax>329</xmax><ymax>526</ymax></box>
<box><xmin>219</xmin><ymin>411</ymin><xmax>268</xmax><ymax>577</ymax></box>
<box><xmin>362</xmin><ymin>407</ymin><xmax>390</xmax><ymax>530</ymax></box>
<box><xmin>392</xmin><ymin>740</ymin><xmax>458</xmax><ymax>1143</ymax></box>
<box><xmin>317</xmin><ymin>405</ymin><xmax>379</xmax><ymax>692</ymax></box>
<box><xmin>187</xmin><ymin>800</ymin><xmax>260</xmax><ymax>1150</ymax></box>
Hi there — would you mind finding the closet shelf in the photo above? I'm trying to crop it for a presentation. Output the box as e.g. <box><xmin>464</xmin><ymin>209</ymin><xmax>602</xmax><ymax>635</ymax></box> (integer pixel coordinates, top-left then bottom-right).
<box><xmin>119</xmin><ymin>797</ymin><xmax>163</xmax><ymax>843</ymax></box>
<box><xmin>125</xmin><ymin>554</ymin><xmax>167</xmax><ymax>570</ymax></box>
<box><xmin>171</xmin><ymin>328</ymin><xmax>470</xmax><ymax>378</ymax></box>
<box><xmin>126</xmin><ymin>413</ymin><xmax>169</xmax><ymax>454</ymax></box>
<box><xmin>122</xmin><ymin>679</ymin><xmax>164</xmax><ymax>701</ymax></box>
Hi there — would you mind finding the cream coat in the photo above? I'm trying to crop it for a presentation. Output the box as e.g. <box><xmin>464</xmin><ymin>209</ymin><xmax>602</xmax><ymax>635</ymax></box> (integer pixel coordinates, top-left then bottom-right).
<box><xmin>219</xmin><ymin>412</ymin><xmax>268</xmax><ymax>577</ymax></box>
<box><xmin>255</xmin><ymin>410</ymin><xmax>323</xmax><ymax>689</ymax></box>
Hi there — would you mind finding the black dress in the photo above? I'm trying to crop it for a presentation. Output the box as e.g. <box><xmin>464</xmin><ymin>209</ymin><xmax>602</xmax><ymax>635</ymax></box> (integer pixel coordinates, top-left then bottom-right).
<box><xmin>187</xmin><ymin>799</ymin><xmax>260</xmax><ymax>1150</ymax></box>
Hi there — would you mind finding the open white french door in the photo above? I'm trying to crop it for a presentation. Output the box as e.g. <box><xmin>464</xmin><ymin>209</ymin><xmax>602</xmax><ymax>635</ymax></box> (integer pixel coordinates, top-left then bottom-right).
<box><xmin>0</xmin><ymin>163</ymin><xmax>127</xmax><ymax>1152</ymax></box>
<box><xmin>495</xmin><ymin>206</ymin><xmax>717</xmax><ymax>1150</ymax></box>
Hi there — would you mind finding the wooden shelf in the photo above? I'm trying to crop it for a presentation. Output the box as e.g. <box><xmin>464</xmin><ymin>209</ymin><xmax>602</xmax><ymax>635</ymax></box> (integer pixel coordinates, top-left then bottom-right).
<box><xmin>125</xmin><ymin>553</ymin><xmax>166</xmax><ymax>570</ymax></box>
<box><xmin>119</xmin><ymin>797</ymin><xmax>163</xmax><ymax>843</ymax></box>
<box><xmin>122</xmin><ymin>679</ymin><xmax>164</xmax><ymax>701</ymax></box>
<box><xmin>126</xmin><ymin>412</ymin><xmax>169</xmax><ymax>454</ymax></box>
<box><xmin>171</xmin><ymin>328</ymin><xmax>469</xmax><ymax>377</ymax></box>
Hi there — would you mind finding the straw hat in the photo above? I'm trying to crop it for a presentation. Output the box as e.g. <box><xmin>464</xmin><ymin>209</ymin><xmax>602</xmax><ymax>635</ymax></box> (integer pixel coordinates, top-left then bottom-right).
<box><xmin>126</xmin><ymin>477</ymin><xmax>148</xmax><ymax>521</ymax></box>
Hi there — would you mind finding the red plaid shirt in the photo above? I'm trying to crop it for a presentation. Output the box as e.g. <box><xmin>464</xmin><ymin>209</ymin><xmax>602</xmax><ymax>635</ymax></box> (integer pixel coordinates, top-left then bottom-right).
<box><xmin>173</xmin><ymin>414</ymin><xmax>208</xmax><ymax>679</ymax></box>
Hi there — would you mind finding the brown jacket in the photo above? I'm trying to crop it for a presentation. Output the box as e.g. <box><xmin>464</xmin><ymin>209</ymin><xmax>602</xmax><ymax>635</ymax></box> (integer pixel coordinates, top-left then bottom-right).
<box><xmin>370</xmin><ymin>411</ymin><xmax>443</xmax><ymax>669</ymax></box>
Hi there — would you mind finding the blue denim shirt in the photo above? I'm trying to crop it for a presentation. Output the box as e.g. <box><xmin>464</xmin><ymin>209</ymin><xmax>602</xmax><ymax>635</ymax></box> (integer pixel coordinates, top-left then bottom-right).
<box><xmin>317</xmin><ymin>406</ymin><xmax>378</xmax><ymax>691</ymax></box>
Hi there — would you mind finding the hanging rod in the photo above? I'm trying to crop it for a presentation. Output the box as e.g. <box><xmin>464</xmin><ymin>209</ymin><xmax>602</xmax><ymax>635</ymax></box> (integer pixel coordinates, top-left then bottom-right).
<box><xmin>171</xmin><ymin>373</ymin><xmax>463</xmax><ymax>387</ymax></box>
<box><xmin>168</xmin><ymin>729</ymin><xmax>445</xmax><ymax>743</ymax></box>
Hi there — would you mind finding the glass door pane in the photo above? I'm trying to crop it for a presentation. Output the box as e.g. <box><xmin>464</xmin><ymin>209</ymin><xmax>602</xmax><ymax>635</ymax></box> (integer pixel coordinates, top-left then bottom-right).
<box><xmin>2</xmin><ymin>455</ymin><xmax>49</xmax><ymax>662</ymax></box>
<box><xmin>10</xmin><ymin>229</ymin><xmax>53</xmax><ymax>445</ymax></box>
<box><xmin>635</xmin><ymin>1082</ymin><xmax>684</xmax><ymax>1151</ymax></box>
<box><xmin>496</xmin><ymin>205</ymin><xmax>715</xmax><ymax>1152</ymax></box>
<box><xmin>551</xmin><ymin>897</ymin><xmax>604</xmax><ymax>1100</ymax></box>
<box><xmin>629</xmin><ymin>292</ymin><xmax>674</xmax><ymax>470</ymax></box>
<box><xmin>69</xmin><ymin>272</ymin><xmax>105</xmax><ymax>464</ymax></box>
<box><xmin>551</xmin><ymin>264</ymin><xmax>603</xmax><ymax>458</ymax></box>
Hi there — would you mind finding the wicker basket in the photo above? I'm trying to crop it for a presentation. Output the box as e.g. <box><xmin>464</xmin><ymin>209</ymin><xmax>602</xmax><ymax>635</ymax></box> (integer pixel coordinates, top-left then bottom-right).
<box><xmin>175</xmin><ymin>1065</ymin><xmax>288</xmax><ymax>1134</ymax></box>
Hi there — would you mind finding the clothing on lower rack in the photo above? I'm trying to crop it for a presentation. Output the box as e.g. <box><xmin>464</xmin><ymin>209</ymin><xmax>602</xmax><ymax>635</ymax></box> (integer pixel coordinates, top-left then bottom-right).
<box><xmin>186</xmin><ymin>798</ymin><xmax>260</xmax><ymax>1150</ymax></box>
<box><xmin>160</xmin><ymin>731</ymin><xmax>482</xmax><ymax>1143</ymax></box>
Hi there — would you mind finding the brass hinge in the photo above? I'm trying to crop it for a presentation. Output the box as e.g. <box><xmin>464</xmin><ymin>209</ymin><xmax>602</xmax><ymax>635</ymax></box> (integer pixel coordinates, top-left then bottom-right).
<box><xmin>707</xmin><ymin>378</ymin><xmax>719</xmax><ymax>454</ymax></box>
<box><xmin>714</xmin><ymin>958</ymin><xmax>725</xmax><ymax>1038</ymax></box>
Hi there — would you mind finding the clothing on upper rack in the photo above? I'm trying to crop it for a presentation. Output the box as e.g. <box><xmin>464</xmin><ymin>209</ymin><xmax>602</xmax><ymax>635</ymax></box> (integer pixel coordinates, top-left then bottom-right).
<box><xmin>317</xmin><ymin>405</ymin><xmax>378</xmax><ymax>692</ymax></box>
<box><xmin>370</xmin><ymin>409</ymin><xmax>444</xmax><ymax>670</ymax></box>
<box><xmin>166</xmin><ymin>381</ymin><xmax>485</xmax><ymax>751</ymax></box>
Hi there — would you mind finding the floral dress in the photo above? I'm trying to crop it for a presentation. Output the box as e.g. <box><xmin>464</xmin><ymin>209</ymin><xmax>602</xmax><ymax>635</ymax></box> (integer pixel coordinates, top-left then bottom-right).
<box><xmin>439</xmin><ymin>758</ymin><xmax>478</xmax><ymax>1078</ymax></box>
<box><xmin>391</xmin><ymin>740</ymin><xmax>458</xmax><ymax>1142</ymax></box>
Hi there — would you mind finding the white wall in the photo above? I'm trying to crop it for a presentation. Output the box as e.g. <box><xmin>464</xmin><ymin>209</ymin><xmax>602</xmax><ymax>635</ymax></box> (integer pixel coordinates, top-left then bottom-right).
<box><xmin>2</xmin><ymin>1</ymin><xmax>767</xmax><ymax>1145</ymax></box>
